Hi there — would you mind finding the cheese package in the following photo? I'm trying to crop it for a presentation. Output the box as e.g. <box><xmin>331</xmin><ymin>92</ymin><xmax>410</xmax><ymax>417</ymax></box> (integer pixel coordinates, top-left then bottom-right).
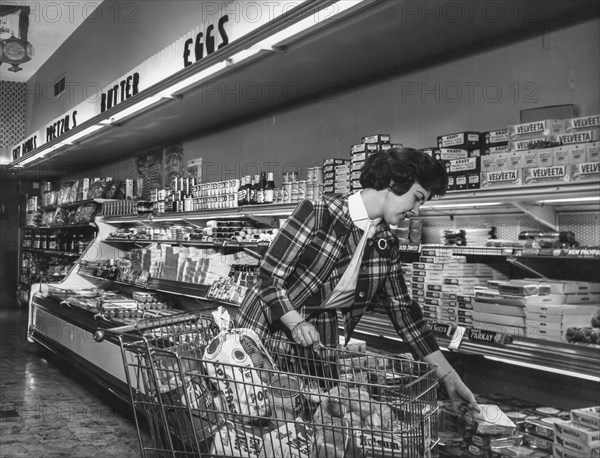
<box><xmin>472</xmin><ymin>311</ymin><xmax>526</xmax><ymax>328</ymax></box>
<box><xmin>558</xmin><ymin>128</ymin><xmax>600</xmax><ymax>145</ymax></box>
<box><xmin>497</xmin><ymin>281</ymin><xmax>551</xmax><ymax>297</ymax></box>
<box><xmin>437</xmin><ymin>131</ymin><xmax>481</xmax><ymax>149</ymax></box>
<box><xmin>508</xmin><ymin>136</ymin><xmax>561</xmax><ymax>152</ymax></box>
<box><xmin>524</xmin><ymin>279</ymin><xmax>600</xmax><ymax>294</ymax></box>
<box><xmin>571</xmin><ymin>407</ymin><xmax>600</xmax><ymax>429</ymax></box>
<box><xmin>508</xmin><ymin>119</ymin><xmax>564</xmax><ymax>139</ymax></box>
<box><xmin>564</xmin><ymin>115</ymin><xmax>600</xmax><ymax>132</ymax></box>
<box><xmin>554</xmin><ymin>432</ymin><xmax>600</xmax><ymax>457</ymax></box>
<box><xmin>553</xmin><ymin>444</ymin><xmax>596</xmax><ymax>458</ymax></box>
<box><xmin>554</xmin><ymin>420</ymin><xmax>600</xmax><ymax>446</ymax></box>
<box><xmin>480</xmin><ymin>129</ymin><xmax>509</xmax><ymax>146</ymax></box>
<box><xmin>524</xmin><ymin>416</ymin><xmax>561</xmax><ymax>440</ymax></box>
<box><xmin>464</xmin><ymin>404</ymin><xmax>516</xmax><ymax>435</ymax></box>
<box><xmin>362</xmin><ymin>134</ymin><xmax>391</xmax><ymax>144</ymax></box>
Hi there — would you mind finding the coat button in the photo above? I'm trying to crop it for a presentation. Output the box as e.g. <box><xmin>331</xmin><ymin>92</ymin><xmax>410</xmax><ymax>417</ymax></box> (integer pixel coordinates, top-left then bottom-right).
<box><xmin>361</xmin><ymin>265</ymin><xmax>367</xmax><ymax>271</ymax></box>
<box><xmin>358</xmin><ymin>291</ymin><xmax>365</xmax><ymax>298</ymax></box>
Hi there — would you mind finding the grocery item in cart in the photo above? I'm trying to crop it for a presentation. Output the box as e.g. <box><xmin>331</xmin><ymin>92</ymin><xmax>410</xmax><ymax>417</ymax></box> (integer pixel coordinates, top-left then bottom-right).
<box><xmin>203</xmin><ymin>328</ymin><xmax>277</xmax><ymax>423</ymax></box>
<box><xmin>209</xmin><ymin>420</ymin><xmax>266</xmax><ymax>457</ymax></box>
<box><xmin>260</xmin><ymin>419</ymin><xmax>313</xmax><ymax>458</ymax></box>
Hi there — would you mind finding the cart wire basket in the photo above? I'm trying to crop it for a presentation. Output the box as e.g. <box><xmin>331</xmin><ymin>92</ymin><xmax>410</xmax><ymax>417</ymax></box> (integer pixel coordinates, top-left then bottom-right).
<box><xmin>98</xmin><ymin>312</ymin><xmax>440</xmax><ymax>458</ymax></box>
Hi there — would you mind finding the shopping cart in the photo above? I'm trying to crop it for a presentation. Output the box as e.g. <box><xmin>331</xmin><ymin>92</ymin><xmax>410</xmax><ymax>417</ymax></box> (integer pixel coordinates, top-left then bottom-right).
<box><xmin>95</xmin><ymin>312</ymin><xmax>440</xmax><ymax>458</ymax></box>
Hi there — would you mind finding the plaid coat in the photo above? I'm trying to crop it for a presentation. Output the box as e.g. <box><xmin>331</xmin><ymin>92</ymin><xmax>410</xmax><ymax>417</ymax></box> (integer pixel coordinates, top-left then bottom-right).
<box><xmin>235</xmin><ymin>194</ymin><xmax>439</xmax><ymax>360</ymax></box>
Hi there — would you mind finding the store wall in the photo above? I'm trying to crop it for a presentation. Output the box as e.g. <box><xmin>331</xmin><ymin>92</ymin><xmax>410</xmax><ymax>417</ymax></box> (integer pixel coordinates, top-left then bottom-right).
<box><xmin>0</xmin><ymin>82</ymin><xmax>26</xmax><ymax>163</ymax></box>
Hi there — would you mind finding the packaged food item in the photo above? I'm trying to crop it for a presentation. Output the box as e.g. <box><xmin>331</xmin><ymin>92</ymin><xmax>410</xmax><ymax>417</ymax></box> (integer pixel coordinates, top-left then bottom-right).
<box><xmin>564</xmin><ymin>115</ymin><xmax>600</xmax><ymax>132</ymax></box>
<box><xmin>559</xmin><ymin>128</ymin><xmax>600</xmax><ymax>145</ymax></box>
<box><xmin>203</xmin><ymin>329</ymin><xmax>276</xmax><ymax>422</ymax></box>
<box><xmin>362</xmin><ymin>134</ymin><xmax>391</xmax><ymax>144</ymax></box>
<box><xmin>481</xmin><ymin>129</ymin><xmax>509</xmax><ymax>146</ymax></box>
<box><xmin>260</xmin><ymin>419</ymin><xmax>313</xmax><ymax>458</ymax></box>
<box><xmin>508</xmin><ymin>119</ymin><xmax>564</xmax><ymax>139</ymax></box>
<box><xmin>88</xmin><ymin>179</ymin><xmax>109</xmax><ymax>199</ymax></box>
<box><xmin>210</xmin><ymin>421</ymin><xmax>266</xmax><ymax>457</ymax></box>
<box><xmin>438</xmin><ymin>131</ymin><xmax>480</xmax><ymax>149</ymax></box>
<box><xmin>570</xmin><ymin>406</ymin><xmax>600</xmax><ymax>429</ymax></box>
<box><xmin>464</xmin><ymin>404</ymin><xmax>517</xmax><ymax>436</ymax></box>
<box><xmin>554</xmin><ymin>419</ymin><xmax>600</xmax><ymax>446</ymax></box>
<box><xmin>73</xmin><ymin>203</ymin><xmax>98</xmax><ymax>224</ymax></box>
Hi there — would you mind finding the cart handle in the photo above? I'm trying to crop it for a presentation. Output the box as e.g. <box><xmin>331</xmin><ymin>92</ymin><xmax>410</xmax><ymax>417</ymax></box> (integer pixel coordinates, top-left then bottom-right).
<box><xmin>93</xmin><ymin>312</ymin><xmax>201</xmax><ymax>342</ymax></box>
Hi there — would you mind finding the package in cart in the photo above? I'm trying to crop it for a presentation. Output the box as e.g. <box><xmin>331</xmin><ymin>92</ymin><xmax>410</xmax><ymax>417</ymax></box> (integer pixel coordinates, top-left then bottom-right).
<box><xmin>203</xmin><ymin>328</ymin><xmax>277</xmax><ymax>423</ymax></box>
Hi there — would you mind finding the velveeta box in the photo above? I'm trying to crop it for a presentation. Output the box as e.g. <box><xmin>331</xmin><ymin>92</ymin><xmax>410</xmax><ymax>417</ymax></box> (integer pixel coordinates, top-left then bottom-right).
<box><xmin>481</xmin><ymin>153</ymin><xmax>521</xmax><ymax>188</ymax></box>
<box><xmin>508</xmin><ymin>119</ymin><xmax>564</xmax><ymax>139</ymax></box>
<box><xmin>558</xmin><ymin>128</ymin><xmax>600</xmax><ymax>145</ymax></box>
<box><xmin>509</xmin><ymin>135</ymin><xmax>560</xmax><ymax>152</ymax></box>
<box><xmin>523</xmin><ymin>163</ymin><xmax>570</xmax><ymax>186</ymax></box>
<box><xmin>588</xmin><ymin>142</ymin><xmax>600</xmax><ymax>162</ymax></box>
<box><xmin>537</xmin><ymin>148</ymin><xmax>554</xmax><ymax>167</ymax></box>
<box><xmin>564</xmin><ymin>114</ymin><xmax>600</xmax><ymax>132</ymax></box>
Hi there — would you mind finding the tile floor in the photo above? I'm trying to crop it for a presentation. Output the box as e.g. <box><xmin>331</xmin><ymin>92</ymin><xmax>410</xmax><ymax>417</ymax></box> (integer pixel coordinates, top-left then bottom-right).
<box><xmin>0</xmin><ymin>304</ymin><xmax>149</xmax><ymax>458</ymax></box>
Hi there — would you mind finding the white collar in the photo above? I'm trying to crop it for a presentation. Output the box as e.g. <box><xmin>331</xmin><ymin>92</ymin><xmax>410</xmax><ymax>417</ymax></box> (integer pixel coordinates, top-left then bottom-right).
<box><xmin>348</xmin><ymin>191</ymin><xmax>381</xmax><ymax>233</ymax></box>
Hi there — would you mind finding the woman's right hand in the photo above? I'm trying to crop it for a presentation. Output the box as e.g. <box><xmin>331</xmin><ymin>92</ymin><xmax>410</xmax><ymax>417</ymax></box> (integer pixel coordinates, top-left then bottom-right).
<box><xmin>291</xmin><ymin>320</ymin><xmax>321</xmax><ymax>349</ymax></box>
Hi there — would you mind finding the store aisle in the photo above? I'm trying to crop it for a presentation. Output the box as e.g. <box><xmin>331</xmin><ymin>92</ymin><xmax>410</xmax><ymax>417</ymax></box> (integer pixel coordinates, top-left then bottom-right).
<box><xmin>0</xmin><ymin>306</ymin><xmax>147</xmax><ymax>458</ymax></box>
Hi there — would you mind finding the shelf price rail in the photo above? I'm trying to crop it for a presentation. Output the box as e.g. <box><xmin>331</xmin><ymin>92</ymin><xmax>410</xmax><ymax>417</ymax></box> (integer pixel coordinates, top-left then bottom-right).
<box><xmin>96</xmin><ymin>312</ymin><xmax>440</xmax><ymax>458</ymax></box>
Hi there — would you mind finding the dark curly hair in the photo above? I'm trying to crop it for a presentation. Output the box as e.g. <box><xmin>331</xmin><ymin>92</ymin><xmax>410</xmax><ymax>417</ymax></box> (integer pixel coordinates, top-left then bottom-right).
<box><xmin>359</xmin><ymin>147</ymin><xmax>448</xmax><ymax>199</ymax></box>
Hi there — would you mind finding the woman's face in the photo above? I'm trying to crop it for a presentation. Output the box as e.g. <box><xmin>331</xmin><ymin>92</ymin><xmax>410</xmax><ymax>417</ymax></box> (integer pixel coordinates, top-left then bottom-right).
<box><xmin>382</xmin><ymin>182</ymin><xmax>430</xmax><ymax>226</ymax></box>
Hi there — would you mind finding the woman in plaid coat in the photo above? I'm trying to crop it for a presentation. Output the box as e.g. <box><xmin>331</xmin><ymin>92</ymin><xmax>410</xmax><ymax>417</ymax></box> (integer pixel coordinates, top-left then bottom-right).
<box><xmin>236</xmin><ymin>147</ymin><xmax>478</xmax><ymax>406</ymax></box>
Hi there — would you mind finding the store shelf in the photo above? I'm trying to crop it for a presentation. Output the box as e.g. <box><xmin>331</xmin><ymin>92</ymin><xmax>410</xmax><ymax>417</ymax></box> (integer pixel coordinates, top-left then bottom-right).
<box><xmin>420</xmin><ymin>244</ymin><xmax>600</xmax><ymax>260</ymax></box>
<box><xmin>355</xmin><ymin>313</ymin><xmax>599</xmax><ymax>381</ymax></box>
<box><xmin>22</xmin><ymin>248</ymin><xmax>82</xmax><ymax>257</ymax></box>
<box><xmin>23</xmin><ymin>223</ymin><xmax>97</xmax><ymax>230</ymax></box>
<box><xmin>103</xmin><ymin>203</ymin><xmax>298</xmax><ymax>224</ymax></box>
<box><xmin>104</xmin><ymin>238</ymin><xmax>271</xmax><ymax>249</ymax></box>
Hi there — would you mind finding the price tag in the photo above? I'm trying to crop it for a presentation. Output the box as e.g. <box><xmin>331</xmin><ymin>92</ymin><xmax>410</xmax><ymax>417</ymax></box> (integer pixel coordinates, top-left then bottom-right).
<box><xmin>428</xmin><ymin>321</ymin><xmax>455</xmax><ymax>338</ymax></box>
<box><xmin>398</xmin><ymin>242</ymin><xmax>421</xmax><ymax>252</ymax></box>
<box><xmin>448</xmin><ymin>326</ymin><xmax>467</xmax><ymax>350</ymax></box>
<box><xmin>466</xmin><ymin>327</ymin><xmax>508</xmax><ymax>345</ymax></box>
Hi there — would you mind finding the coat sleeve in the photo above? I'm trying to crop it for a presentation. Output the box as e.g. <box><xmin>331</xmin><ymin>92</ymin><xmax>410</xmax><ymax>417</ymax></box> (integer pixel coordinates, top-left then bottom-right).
<box><xmin>378</xmin><ymin>253</ymin><xmax>440</xmax><ymax>359</ymax></box>
<box><xmin>256</xmin><ymin>199</ymin><xmax>317</xmax><ymax>324</ymax></box>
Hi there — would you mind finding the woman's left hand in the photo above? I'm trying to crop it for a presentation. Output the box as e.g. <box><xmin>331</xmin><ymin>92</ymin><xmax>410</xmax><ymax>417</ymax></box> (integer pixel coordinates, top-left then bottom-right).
<box><xmin>442</xmin><ymin>370</ymin><xmax>480</xmax><ymax>412</ymax></box>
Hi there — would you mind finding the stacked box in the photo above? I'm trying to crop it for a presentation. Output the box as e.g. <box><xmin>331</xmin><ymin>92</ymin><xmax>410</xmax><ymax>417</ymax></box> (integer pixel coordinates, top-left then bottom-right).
<box><xmin>480</xmin><ymin>129</ymin><xmax>509</xmax><ymax>155</ymax></box>
<box><xmin>350</xmin><ymin>134</ymin><xmax>392</xmax><ymax>191</ymax></box>
<box><xmin>481</xmin><ymin>151</ymin><xmax>522</xmax><ymax>188</ymax></box>
<box><xmin>508</xmin><ymin>119</ymin><xmax>564</xmax><ymax>151</ymax></box>
<box><xmin>520</xmin><ymin>146</ymin><xmax>571</xmax><ymax>186</ymax></box>
<box><xmin>412</xmin><ymin>252</ymin><xmax>499</xmax><ymax>326</ymax></box>
<box><xmin>554</xmin><ymin>418</ymin><xmax>600</xmax><ymax>458</ymax></box>
<box><xmin>322</xmin><ymin>158</ymin><xmax>351</xmax><ymax>194</ymax></box>
<box><xmin>561</xmin><ymin>114</ymin><xmax>600</xmax><ymax>182</ymax></box>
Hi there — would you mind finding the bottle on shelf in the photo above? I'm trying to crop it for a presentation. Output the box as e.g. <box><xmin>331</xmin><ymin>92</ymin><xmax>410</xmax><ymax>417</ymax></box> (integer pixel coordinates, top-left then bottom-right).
<box><xmin>237</xmin><ymin>176</ymin><xmax>248</xmax><ymax>206</ymax></box>
<box><xmin>256</xmin><ymin>171</ymin><xmax>267</xmax><ymax>204</ymax></box>
<box><xmin>264</xmin><ymin>172</ymin><xmax>276</xmax><ymax>204</ymax></box>
<box><xmin>249</xmin><ymin>175</ymin><xmax>259</xmax><ymax>205</ymax></box>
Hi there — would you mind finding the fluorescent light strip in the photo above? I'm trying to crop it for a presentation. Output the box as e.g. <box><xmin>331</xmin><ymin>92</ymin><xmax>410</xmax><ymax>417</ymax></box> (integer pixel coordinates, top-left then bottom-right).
<box><xmin>158</xmin><ymin>61</ymin><xmax>229</xmax><ymax>98</ymax></box>
<box><xmin>422</xmin><ymin>202</ymin><xmax>505</xmax><ymax>209</ymax></box>
<box><xmin>537</xmin><ymin>197</ymin><xmax>600</xmax><ymax>204</ymax></box>
<box><xmin>255</xmin><ymin>0</ymin><xmax>370</xmax><ymax>50</ymax></box>
<box><xmin>100</xmin><ymin>95</ymin><xmax>163</xmax><ymax>125</ymax></box>
<box><xmin>60</xmin><ymin>124</ymin><xmax>105</xmax><ymax>145</ymax></box>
